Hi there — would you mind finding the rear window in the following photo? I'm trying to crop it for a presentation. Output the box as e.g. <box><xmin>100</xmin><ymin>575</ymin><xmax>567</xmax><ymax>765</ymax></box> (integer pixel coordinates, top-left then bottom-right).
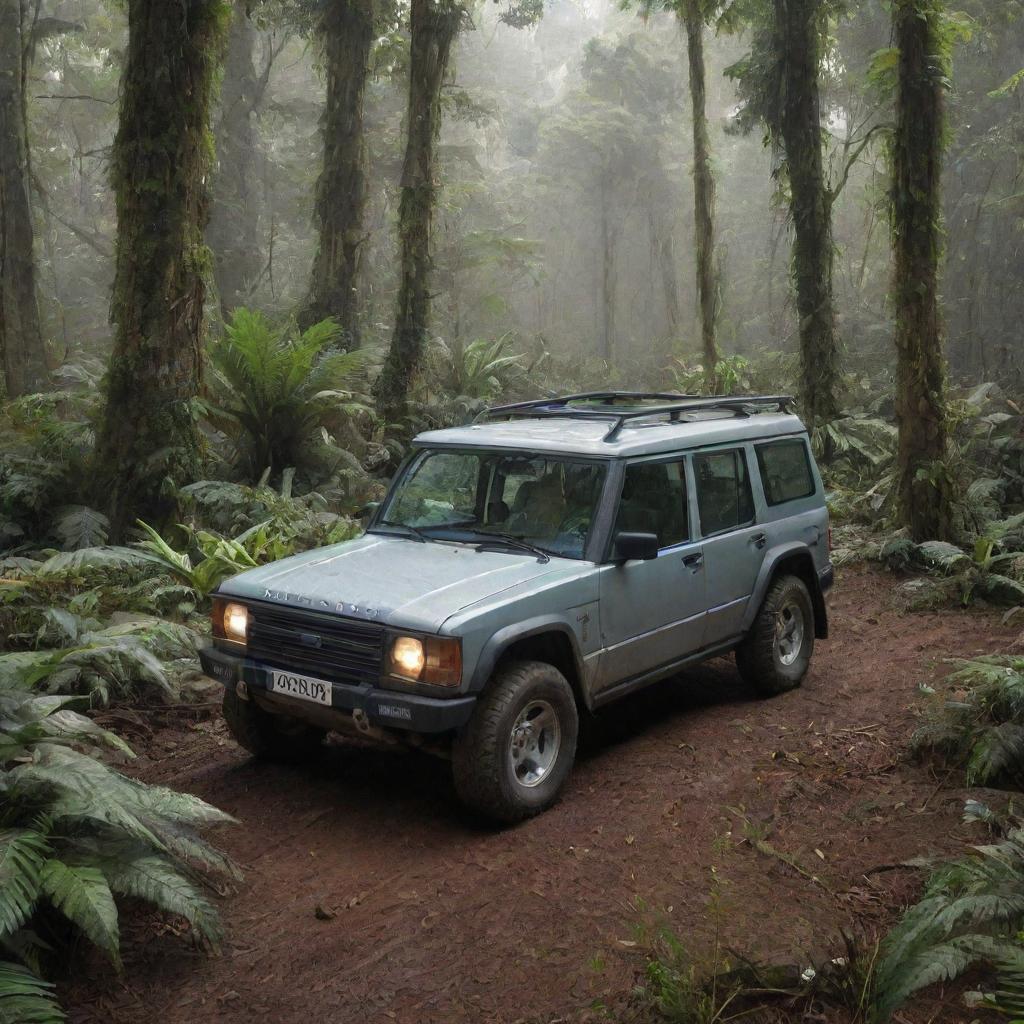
<box><xmin>756</xmin><ymin>439</ymin><xmax>815</xmax><ymax>506</ymax></box>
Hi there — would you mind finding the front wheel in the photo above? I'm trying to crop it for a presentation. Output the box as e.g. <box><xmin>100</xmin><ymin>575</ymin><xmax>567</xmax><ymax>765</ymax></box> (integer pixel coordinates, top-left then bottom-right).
<box><xmin>736</xmin><ymin>574</ymin><xmax>815</xmax><ymax>696</ymax></box>
<box><xmin>452</xmin><ymin>660</ymin><xmax>578</xmax><ymax>823</ymax></box>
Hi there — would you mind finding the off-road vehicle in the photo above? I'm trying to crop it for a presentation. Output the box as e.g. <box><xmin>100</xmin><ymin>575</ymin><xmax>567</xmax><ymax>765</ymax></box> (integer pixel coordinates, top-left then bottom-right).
<box><xmin>201</xmin><ymin>393</ymin><xmax>833</xmax><ymax>822</ymax></box>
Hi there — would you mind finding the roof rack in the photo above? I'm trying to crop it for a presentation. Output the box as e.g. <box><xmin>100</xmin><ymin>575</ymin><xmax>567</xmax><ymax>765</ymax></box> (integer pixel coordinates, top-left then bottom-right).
<box><xmin>478</xmin><ymin>391</ymin><xmax>797</xmax><ymax>442</ymax></box>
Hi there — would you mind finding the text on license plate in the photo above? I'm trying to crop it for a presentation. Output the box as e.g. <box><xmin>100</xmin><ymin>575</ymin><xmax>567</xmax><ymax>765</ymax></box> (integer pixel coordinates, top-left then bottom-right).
<box><xmin>270</xmin><ymin>670</ymin><xmax>332</xmax><ymax>706</ymax></box>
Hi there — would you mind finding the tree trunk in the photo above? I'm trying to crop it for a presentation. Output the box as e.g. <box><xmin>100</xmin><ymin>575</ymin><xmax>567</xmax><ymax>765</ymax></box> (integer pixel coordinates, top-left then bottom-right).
<box><xmin>773</xmin><ymin>0</ymin><xmax>839</xmax><ymax>427</ymax></box>
<box><xmin>681</xmin><ymin>0</ymin><xmax>719</xmax><ymax>392</ymax></box>
<box><xmin>0</xmin><ymin>0</ymin><xmax>47</xmax><ymax>398</ymax></box>
<box><xmin>94</xmin><ymin>0</ymin><xmax>226</xmax><ymax>539</ymax></box>
<box><xmin>207</xmin><ymin>0</ymin><xmax>262</xmax><ymax>318</ymax></box>
<box><xmin>892</xmin><ymin>0</ymin><xmax>954</xmax><ymax>541</ymax></box>
<box><xmin>374</xmin><ymin>0</ymin><xmax>462</xmax><ymax>424</ymax></box>
<box><xmin>300</xmin><ymin>0</ymin><xmax>375</xmax><ymax>342</ymax></box>
<box><xmin>600</xmin><ymin>176</ymin><xmax>614</xmax><ymax>363</ymax></box>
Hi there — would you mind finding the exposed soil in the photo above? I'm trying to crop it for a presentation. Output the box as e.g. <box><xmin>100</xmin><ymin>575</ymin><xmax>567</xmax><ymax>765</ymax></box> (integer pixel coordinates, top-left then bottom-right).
<box><xmin>64</xmin><ymin>566</ymin><xmax>1019</xmax><ymax>1024</ymax></box>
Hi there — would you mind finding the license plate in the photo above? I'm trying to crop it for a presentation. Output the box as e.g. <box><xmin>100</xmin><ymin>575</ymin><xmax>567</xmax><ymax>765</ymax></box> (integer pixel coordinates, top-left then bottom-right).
<box><xmin>269</xmin><ymin>670</ymin><xmax>333</xmax><ymax>706</ymax></box>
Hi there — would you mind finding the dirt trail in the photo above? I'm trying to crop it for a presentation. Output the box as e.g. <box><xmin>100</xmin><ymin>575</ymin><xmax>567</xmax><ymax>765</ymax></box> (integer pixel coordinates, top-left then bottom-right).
<box><xmin>65</xmin><ymin>566</ymin><xmax>1018</xmax><ymax>1023</ymax></box>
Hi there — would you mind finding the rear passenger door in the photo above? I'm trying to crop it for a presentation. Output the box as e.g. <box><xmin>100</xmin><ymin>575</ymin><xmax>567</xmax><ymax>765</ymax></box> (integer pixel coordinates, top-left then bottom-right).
<box><xmin>693</xmin><ymin>447</ymin><xmax>764</xmax><ymax>645</ymax></box>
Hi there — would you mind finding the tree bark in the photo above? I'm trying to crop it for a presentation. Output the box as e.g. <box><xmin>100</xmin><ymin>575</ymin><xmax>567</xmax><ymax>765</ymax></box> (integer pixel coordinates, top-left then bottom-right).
<box><xmin>773</xmin><ymin>0</ymin><xmax>839</xmax><ymax>427</ymax></box>
<box><xmin>299</xmin><ymin>0</ymin><xmax>375</xmax><ymax>342</ymax></box>
<box><xmin>0</xmin><ymin>0</ymin><xmax>47</xmax><ymax>398</ymax></box>
<box><xmin>207</xmin><ymin>0</ymin><xmax>262</xmax><ymax>318</ymax></box>
<box><xmin>94</xmin><ymin>0</ymin><xmax>227</xmax><ymax>539</ymax></box>
<box><xmin>374</xmin><ymin>0</ymin><xmax>463</xmax><ymax>424</ymax></box>
<box><xmin>681</xmin><ymin>0</ymin><xmax>719</xmax><ymax>392</ymax></box>
<box><xmin>892</xmin><ymin>0</ymin><xmax>954</xmax><ymax>541</ymax></box>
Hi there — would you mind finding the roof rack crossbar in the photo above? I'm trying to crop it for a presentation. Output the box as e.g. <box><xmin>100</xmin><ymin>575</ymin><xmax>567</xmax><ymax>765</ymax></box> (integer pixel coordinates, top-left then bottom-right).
<box><xmin>476</xmin><ymin>391</ymin><xmax>796</xmax><ymax>442</ymax></box>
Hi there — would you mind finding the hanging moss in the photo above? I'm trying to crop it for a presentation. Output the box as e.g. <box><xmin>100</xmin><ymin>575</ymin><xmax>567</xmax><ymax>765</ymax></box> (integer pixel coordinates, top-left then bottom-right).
<box><xmin>891</xmin><ymin>0</ymin><xmax>956</xmax><ymax>542</ymax></box>
<box><xmin>93</xmin><ymin>0</ymin><xmax>230</xmax><ymax>540</ymax></box>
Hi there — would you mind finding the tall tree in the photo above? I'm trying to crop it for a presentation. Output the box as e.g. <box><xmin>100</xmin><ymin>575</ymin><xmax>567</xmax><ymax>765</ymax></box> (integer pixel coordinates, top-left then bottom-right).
<box><xmin>891</xmin><ymin>0</ymin><xmax>954</xmax><ymax>540</ymax></box>
<box><xmin>299</xmin><ymin>0</ymin><xmax>376</xmax><ymax>342</ymax></box>
<box><xmin>679</xmin><ymin>0</ymin><xmax>720</xmax><ymax>389</ymax></box>
<box><xmin>374</xmin><ymin>0</ymin><xmax>464</xmax><ymax>424</ymax></box>
<box><xmin>207</xmin><ymin>0</ymin><xmax>265</xmax><ymax>317</ymax></box>
<box><xmin>94</xmin><ymin>0</ymin><xmax>228</xmax><ymax>539</ymax></box>
<box><xmin>726</xmin><ymin>0</ymin><xmax>840</xmax><ymax>426</ymax></box>
<box><xmin>0</xmin><ymin>0</ymin><xmax>47</xmax><ymax>397</ymax></box>
<box><xmin>771</xmin><ymin>0</ymin><xmax>839</xmax><ymax>426</ymax></box>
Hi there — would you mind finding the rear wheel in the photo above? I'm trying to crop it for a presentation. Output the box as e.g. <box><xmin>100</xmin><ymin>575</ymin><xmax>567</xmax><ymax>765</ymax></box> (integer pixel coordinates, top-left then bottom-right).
<box><xmin>736</xmin><ymin>574</ymin><xmax>814</xmax><ymax>696</ymax></box>
<box><xmin>452</xmin><ymin>660</ymin><xmax>578</xmax><ymax>823</ymax></box>
<box><xmin>222</xmin><ymin>687</ymin><xmax>325</xmax><ymax>762</ymax></box>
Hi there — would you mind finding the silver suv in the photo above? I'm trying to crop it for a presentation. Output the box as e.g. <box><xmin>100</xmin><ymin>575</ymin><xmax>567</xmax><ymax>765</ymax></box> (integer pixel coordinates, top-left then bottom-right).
<box><xmin>201</xmin><ymin>393</ymin><xmax>833</xmax><ymax>821</ymax></box>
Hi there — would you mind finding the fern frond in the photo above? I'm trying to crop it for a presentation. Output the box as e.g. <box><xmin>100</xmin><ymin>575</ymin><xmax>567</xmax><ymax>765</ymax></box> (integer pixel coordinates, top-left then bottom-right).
<box><xmin>0</xmin><ymin>830</ymin><xmax>49</xmax><ymax>937</ymax></box>
<box><xmin>0</xmin><ymin>960</ymin><xmax>64</xmax><ymax>1024</ymax></box>
<box><xmin>39</xmin><ymin>861</ymin><xmax>120</xmax><ymax>969</ymax></box>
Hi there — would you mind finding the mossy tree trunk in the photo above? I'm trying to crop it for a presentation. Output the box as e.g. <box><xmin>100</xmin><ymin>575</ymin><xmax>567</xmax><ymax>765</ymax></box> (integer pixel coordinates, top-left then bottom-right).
<box><xmin>892</xmin><ymin>0</ymin><xmax>954</xmax><ymax>541</ymax></box>
<box><xmin>773</xmin><ymin>0</ymin><xmax>839</xmax><ymax>427</ymax></box>
<box><xmin>0</xmin><ymin>0</ymin><xmax>47</xmax><ymax>398</ymax></box>
<box><xmin>374</xmin><ymin>0</ymin><xmax>463</xmax><ymax>424</ymax></box>
<box><xmin>681</xmin><ymin>0</ymin><xmax>720</xmax><ymax>392</ymax></box>
<box><xmin>94</xmin><ymin>0</ymin><xmax>227</xmax><ymax>539</ymax></box>
<box><xmin>299</xmin><ymin>0</ymin><xmax>375</xmax><ymax>343</ymax></box>
<box><xmin>207</xmin><ymin>0</ymin><xmax>262</xmax><ymax>318</ymax></box>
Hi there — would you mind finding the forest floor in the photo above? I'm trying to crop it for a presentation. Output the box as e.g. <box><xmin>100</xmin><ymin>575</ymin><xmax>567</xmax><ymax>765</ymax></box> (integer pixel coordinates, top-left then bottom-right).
<box><xmin>62</xmin><ymin>565</ymin><xmax>1019</xmax><ymax>1024</ymax></box>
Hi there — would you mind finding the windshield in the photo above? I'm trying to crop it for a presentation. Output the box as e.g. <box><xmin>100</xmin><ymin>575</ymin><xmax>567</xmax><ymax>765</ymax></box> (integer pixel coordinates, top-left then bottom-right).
<box><xmin>377</xmin><ymin>449</ymin><xmax>606</xmax><ymax>560</ymax></box>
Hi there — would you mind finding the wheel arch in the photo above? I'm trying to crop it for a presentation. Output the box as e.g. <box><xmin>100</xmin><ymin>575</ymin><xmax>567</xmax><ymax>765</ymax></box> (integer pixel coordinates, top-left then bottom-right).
<box><xmin>471</xmin><ymin>618</ymin><xmax>591</xmax><ymax>711</ymax></box>
<box><xmin>742</xmin><ymin>544</ymin><xmax>829</xmax><ymax>639</ymax></box>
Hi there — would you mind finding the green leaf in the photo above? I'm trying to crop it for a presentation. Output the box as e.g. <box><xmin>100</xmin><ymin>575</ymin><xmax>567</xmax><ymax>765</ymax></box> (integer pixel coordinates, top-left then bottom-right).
<box><xmin>39</xmin><ymin>861</ymin><xmax>120</xmax><ymax>969</ymax></box>
<box><xmin>0</xmin><ymin>830</ymin><xmax>48</xmax><ymax>938</ymax></box>
<box><xmin>0</xmin><ymin>960</ymin><xmax>64</xmax><ymax>1024</ymax></box>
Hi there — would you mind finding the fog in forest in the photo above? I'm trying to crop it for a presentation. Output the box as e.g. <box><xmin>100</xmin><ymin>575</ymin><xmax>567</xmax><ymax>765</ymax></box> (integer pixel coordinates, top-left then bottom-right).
<box><xmin>30</xmin><ymin>0</ymin><xmax>1022</xmax><ymax>395</ymax></box>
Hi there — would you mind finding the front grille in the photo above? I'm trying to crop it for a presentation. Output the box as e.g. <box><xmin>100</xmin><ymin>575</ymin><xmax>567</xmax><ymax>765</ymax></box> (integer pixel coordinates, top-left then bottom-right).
<box><xmin>247</xmin><ymin>603</ymin><xmax>385</xmax><ymax>685</ymax></box>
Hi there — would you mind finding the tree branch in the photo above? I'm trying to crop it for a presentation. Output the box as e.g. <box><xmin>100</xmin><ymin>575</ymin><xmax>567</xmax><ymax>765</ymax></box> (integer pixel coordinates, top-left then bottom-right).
<box><xmin>827</xmin><ymin>123</ymin><xmax>892</xmax><ymax>206</ymax></box>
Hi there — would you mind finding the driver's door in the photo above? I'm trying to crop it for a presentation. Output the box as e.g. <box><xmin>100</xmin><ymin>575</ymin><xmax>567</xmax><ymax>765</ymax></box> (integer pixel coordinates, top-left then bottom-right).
<box><xmin>593</xmin><ymin>457</ymin><xmax>707</xmax><ymax>696</ymax></box>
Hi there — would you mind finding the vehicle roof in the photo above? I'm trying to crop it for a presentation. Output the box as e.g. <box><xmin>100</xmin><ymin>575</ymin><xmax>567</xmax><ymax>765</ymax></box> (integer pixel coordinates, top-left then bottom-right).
<box><xmin>413</xmin><ymin>411</ymin><xmax>807</xmax><ymax>458</ymax></box>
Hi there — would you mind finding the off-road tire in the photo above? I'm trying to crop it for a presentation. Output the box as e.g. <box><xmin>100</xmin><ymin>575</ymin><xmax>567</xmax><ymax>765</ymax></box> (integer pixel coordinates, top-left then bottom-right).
<box><xmin>736</xmin><ymin>574</ymin><xmax>815</xmax><ymax>696</ymax></box>
<box><xmin>452</xmin><ymin>660</ymin><xmax>578</xmax><ymax>824</ymax></box>
<box><xmin>222</xmin><ymin>688</ymin><xmax>325</xmax><ymax>762</ymax></box>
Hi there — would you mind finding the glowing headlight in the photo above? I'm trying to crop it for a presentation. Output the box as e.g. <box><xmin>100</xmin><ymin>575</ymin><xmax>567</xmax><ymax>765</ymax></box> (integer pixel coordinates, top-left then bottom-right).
<box><xmin>213</xmin><ymin>598</ymin><xmax>248</xmax><ymax>644</ymax></box>
<box><xmin>388</xmin><ymin>635</ymin><xmax>462</xmax><ymax>686</ymax></box>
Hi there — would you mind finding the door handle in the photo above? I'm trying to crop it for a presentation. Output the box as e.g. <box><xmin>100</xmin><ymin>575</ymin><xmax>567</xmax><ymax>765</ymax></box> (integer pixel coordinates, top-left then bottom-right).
<box><xmin>682</xmin><ymin>552</ymin><xmax>704</xmax><ymax>570</ymax></box>
<box><xmin>751</xmin><ymin>532</ymin><xmax>767</xmax><ymax>549</ymax></box>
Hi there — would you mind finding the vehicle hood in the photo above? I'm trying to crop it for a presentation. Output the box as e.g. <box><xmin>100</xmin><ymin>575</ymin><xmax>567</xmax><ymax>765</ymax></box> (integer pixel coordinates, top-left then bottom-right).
<box><xmin>217</xmin><ymin>532</ymin><xmax>579</xmax><ymax>633</ymax></box>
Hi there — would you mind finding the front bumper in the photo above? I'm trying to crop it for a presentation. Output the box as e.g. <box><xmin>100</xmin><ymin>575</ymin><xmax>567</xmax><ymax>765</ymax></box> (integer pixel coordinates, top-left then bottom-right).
<box><xmin>199</xmin><ymin>646</ymin><xmax>476</xmax><ymax>734</ymax></box>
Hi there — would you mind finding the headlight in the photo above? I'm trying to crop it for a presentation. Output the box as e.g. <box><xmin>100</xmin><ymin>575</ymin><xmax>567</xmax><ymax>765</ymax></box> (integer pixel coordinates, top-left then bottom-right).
<box><xmin>212</xmin><ymin>598</ymin><xmax>248</xmax><ymax>644</ymax></box>
<box><xmin>388</xmin><ymin>634</ymin><xmax>462</xmax><ymax>686</ymax></box>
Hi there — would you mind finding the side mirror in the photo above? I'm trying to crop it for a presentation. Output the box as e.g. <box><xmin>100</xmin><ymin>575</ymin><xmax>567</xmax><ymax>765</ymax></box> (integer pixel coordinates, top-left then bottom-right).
<box><xmin>614</xmin><ymin>531</ymin><xmax>659</xmax><ymax>562</ymax></box>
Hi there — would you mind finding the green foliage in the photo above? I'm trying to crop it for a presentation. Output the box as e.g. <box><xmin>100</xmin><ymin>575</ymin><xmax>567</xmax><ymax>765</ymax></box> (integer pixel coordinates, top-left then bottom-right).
<box><xmin>207</xmin><ymin>309</ymin><xmax>374</xmax><ymax>482</ymax></box>
<box><xmin>0</xmin><ymin>679</ymin><xmax>236</xmax><ymax>1016</ymax></box>
<box><xmin>874</xmin><ymin>801</ymin><xmax>1024</xmax><ymax>1020</ymax></box>
<box><xmin>913</xmin><ymin>656</ymin><xmax>1024</xmax><ymax>788</ymax></box>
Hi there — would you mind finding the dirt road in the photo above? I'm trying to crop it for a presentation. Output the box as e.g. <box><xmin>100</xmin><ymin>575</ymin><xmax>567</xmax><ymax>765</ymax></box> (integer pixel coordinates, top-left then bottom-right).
<box><xmin>64</xmin><ymin>567</ymin><xmax>1017</xmax><ymax>1023</ymax></box>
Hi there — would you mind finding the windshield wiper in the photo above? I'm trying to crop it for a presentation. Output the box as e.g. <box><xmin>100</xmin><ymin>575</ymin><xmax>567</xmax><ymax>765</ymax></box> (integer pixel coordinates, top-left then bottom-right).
<box><xmin>427</xmin><ymin>525</ymin><xmax>551</xmax><ymax>563</ymax></box>
<box><xmin>374</xmin><ymin>520</ymin><xmax>427</xmax><ymax>543</ymax></box>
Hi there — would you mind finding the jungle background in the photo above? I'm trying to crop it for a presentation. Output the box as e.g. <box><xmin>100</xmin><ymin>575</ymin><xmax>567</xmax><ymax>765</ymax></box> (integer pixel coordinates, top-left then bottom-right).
<box><xmin>1</xmin><ymin>0</ymin><xmax>1024</xmax><ymax>1020</ymax></box>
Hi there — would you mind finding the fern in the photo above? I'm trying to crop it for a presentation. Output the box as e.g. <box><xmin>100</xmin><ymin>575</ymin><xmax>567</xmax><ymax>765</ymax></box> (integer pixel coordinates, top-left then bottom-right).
<box><xmin>0</xmin><ymin>831</ymin><xmax>48</xmax><ymax>936</ymax></box>
<box><xmin>39</xmin><ymin>861</ymin><xmax>120</xmax><ymax>968</ymax></box>
<box><xmin>52</xmin><ymin>507</ymin><xmax>110</xmax><ymax>551</ymax></box>
<box><xmin>874</xmin><ymin>805</ymin><xmax>1024</xmax><ymax>1020</ymax></box>
<box><xmin>0</xmin><ymin>961</ymin><xmax>64</xmax><ymax>1024</ymax></box>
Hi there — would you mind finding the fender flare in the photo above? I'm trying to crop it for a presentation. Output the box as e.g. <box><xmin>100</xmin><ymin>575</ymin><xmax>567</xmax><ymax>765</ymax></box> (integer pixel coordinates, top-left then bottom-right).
<box><xmin>741</xmin><ymin>542</ymin><xmax>829</xmax><ymax>639</ymax></box>
<box><xmin>470</xmin><ymin>615</ymin><xmax>590</xmax><ymax>705</ymax></box>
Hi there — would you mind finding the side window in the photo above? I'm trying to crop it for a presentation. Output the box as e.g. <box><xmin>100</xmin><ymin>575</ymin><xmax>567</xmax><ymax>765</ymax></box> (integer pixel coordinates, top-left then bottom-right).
<box><xmin>694</xmin><ymin>449</ymin><xmax>755</xmax><ymax>536</ymax></box>
<box><xmin>613</xmin><ymin>460</ymin><xmax>688</xmax><ymax>549</ymax></box>
<box><xmin>756</xmin><ymin>439</ymin><xmax>815</xmax><ymax>506</ymax></box>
